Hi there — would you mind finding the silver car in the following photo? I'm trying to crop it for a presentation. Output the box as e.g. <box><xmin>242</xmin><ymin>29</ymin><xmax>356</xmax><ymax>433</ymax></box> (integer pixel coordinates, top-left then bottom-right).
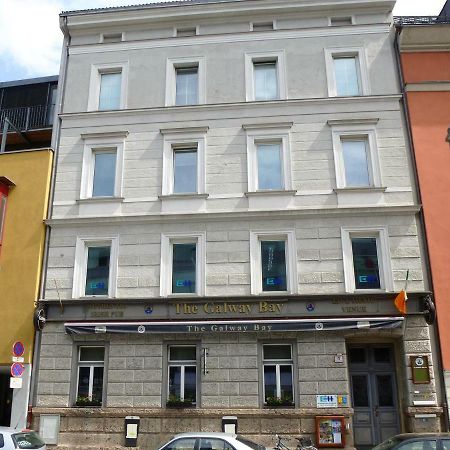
<box><xmin>0</xmin><ymin>427</ymin><xmax>46</xmax><ymax>450</ymax></box>
<box><xmin>157</xmin><ymin>432</ymin><xmax>265</xmax><ymax>450</ymax></box>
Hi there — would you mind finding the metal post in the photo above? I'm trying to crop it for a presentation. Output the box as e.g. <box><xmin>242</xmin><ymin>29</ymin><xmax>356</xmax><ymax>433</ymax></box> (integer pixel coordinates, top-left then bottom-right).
<box><xmin>0</xmin><ymin>117</ymin><xmax>9</xmax><ymax>153</ymax></box>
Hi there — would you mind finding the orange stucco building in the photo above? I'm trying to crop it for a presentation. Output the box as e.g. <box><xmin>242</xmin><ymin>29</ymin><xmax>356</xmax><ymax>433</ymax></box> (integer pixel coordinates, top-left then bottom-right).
<box><xmin>397</xmin><ymin>6</ymin><xmax>450</xmax><ymax>416</ymax></box>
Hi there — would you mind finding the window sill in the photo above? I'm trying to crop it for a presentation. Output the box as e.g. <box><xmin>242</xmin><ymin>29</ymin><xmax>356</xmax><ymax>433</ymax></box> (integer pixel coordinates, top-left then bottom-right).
<box><xmin>159</xmin><ymin>193</ymin><xmax>209</xmax><ymax>200</ymax></box>
<box><xmin>245</xmin><ymin>190</ymin><xmax>296</xmax><ymax>197</ymax></box>
<box><xmin>77</xmin><ymin>197</ymin><xmax>124</xmax><ymax>203</ymax></box>
<box><xmin>334</xmin><ymin>187</ymin><xmax>386</xmax><ymax>193</ymax></box>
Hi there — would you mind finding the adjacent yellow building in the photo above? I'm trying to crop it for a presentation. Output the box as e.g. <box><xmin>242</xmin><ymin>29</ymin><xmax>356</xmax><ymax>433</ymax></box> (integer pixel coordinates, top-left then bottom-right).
<box><xmin>0</xmin><ymin>148</ymin><xmax>53</xmax><ymax>428</ymax></box>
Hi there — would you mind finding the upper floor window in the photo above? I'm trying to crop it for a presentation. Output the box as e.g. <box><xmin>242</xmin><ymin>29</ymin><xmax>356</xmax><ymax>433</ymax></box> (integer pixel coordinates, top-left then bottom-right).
<box><xmin>251</xmin><ymin>21</ymin><xmax>275</xmax><ymax>32</ymax></box>
<box><xmin>166</xmin><ymin>57</ymin><xmax>205</xmax><ymax>106</ymax></box>
<box><xmin>161</xmin><ymin>127</ymin><xmax>207</xmax><ymax>196</ymax></box>
<box><xmin>324</xmin><ymin>48</ymin><xmax>369</xmax><ymax>97</ymax></box>
<box><xmin>328</xmin><ymin>120</ymin><xmax>381</xmax><ymax>190</ymax></box>
<box><xmin>73</xmin><ymin>237</ymin><xmax>118</xmax><ymax>298</ymax></box>
<box><xmin>88</xmin><ymin>63</ymin><xmax>128</xmax><ymax>111</ymax></box>
<box><xmin>80</xmin><ymin>132</ymin><xmax>127</xmax><ymax>200</ymax></box>
<box><xmin>99</xmin><ymin>72</ymin><xmax>121</xmax><ymax>110</ymax></box>
<box><xmin>244</xmin><ymin>123</ymin><xmax>292</xmax><ymax>193</ymax></box>
<box><xmin>245</xmin><ymin>52</ymin><xmax>286</xmax><ymax>102</ymax></box>
<box><xmin>175</xmin><ymin>27</ymin><xmax>197</xmax><ymax>37</ymax></box>
<box><xmin>341</xmin><ymin>227</ymin><xmax>394</xmax><ymax>293</ymax></box>
<box><xmin>250</xmin><ymin>230</ymin><xmax>297</xmax><ymax>295</ymax></box>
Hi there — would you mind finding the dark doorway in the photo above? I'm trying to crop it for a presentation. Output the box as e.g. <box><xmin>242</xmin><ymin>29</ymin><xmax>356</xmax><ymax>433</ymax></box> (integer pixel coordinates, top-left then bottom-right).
<box><xmin>348</xmin><ymin>344</ymin><xmax>400</xmax><ymax>450</ymax></box>
<box><xmin>0</xmin><ymin>371</ymin><xmax>13</xmax><ymax>426</ymax></box>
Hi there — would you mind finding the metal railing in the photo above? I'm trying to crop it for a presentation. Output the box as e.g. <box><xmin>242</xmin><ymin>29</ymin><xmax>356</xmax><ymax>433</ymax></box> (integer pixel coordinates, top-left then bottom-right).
<box><xmin>0</xmin><ymin>104</ymin><xmax>53</xmax><ymax>132</ymax></box>
<box><xmin>394</xmin><ymin>16</ymin><xmax>450</xmax><ymax>25</ymax></box>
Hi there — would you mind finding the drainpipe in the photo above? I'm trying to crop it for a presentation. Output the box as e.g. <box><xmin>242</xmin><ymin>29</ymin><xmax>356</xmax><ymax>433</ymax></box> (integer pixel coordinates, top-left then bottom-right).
<box><xmin>394</xmin><ymin>24</ymin><xmax>450</xmax><ymax>431</ymax></box>
<box><xmin>29</xmin><ymin>14</ymin><xmax>71</xmax><ymax>411</ymax></box>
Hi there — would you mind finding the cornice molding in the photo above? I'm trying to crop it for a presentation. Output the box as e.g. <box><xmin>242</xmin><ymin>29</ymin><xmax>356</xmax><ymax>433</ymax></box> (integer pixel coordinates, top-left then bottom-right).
<box><xmin>68</xmin><ymin>24</ymin><xmax>390</xmax><ymax>55</ymax></box>
<box><xmin>327</xmin><ymin>118</ymin><xmax>379</xmax><ymax>126</ymax></box>
<box><xmin>47</xmin><ymin>204</ymin><xmax>421</xmax><ymax>227</ymax></box>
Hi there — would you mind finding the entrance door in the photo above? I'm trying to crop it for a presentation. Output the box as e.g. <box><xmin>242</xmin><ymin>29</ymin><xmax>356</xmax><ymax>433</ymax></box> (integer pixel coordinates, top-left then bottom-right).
<box><xmin>0</xmin><ymin>370</ymin><xmax>13</xmax><ymax>426</ymax></box>
<box><xmin>348</xmin><ymin>345</ymin><xmax>400</xmax><ymax>450</ymax></box>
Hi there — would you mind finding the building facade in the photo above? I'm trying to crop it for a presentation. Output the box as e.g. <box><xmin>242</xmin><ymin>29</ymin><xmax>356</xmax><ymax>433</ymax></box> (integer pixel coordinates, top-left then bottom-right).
<box><xmin>396</xmin><ymin>0</ymin><xmax>450</xmax><ymax>427</ymax></box>
<box><xmin>33</xmin><ymin>0</ymin><xmax>444</xmax><ymax>448</ymax></box>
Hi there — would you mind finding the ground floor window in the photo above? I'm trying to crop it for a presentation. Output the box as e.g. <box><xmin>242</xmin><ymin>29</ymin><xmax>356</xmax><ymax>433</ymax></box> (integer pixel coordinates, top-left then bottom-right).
<box><xmin>262</xmin><ymin>344</ymin><xmax>294</xmax><ymax>406</ymax></box>
<box><xmin>76</xmin><ymin>346</ymin><xmax>105</xmax><ymax>406</ymax></box>
<box><xmin>167</xmin><ymin>345</ymin><xmax>197</xmax><ymax>405</ymax></box>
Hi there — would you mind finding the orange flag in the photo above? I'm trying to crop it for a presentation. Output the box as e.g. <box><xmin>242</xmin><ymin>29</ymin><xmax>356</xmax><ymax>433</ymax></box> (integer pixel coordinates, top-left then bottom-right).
<box><xmin>394</xmin><ymin>289</ymin><xmax>407</xmax><ymax>314</ymax></box>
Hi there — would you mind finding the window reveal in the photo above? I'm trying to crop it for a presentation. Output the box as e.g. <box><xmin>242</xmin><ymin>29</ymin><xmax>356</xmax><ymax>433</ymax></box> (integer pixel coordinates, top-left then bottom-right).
<box><xmin>257</xmin><ymin>142</ymin><xmax>283</xmax><ymax>190</ymax></box>
<box><xmin>263</xmin><ymin>344</ymin><xmax>293</xmax><ymax>405</ymax></box>
<box><xmin>168</xmin><ymin>346</ymin><xmax>197</xmax><ymax>403</ymax></box>
<box><xmin>172</xmin><ymin>243</ymin><xmax>197</xmax><ymax>294</ymax></box>
<box><xmin>253</xmin><ymin>61</ymin><xmax>278</xmax><ymax>101</ymax></box>
<box><xmin>261</xmin><ymin>240</ymin><xmax>287</xmax><ymax>291</ymax></box>
<box><xmin>351</xmin><ymin>237</ymin><xmax>381</xmax><ymax>289</ymax></box>
<box><xmin>176</xmin><ymin>67</ymin><xmax>199</xmax><ymax>105</ymax></box>
<box><xmin>85</xmin><ymin>246</ymin><xmax>111</xmax><ymax>295</ymax></box>
<box><xmin>99</xmin><ymin>72</ymin><xmax>122</xmax><ymax>110</ymax></box>
<box><xmin>333</xmin><ymin>57</ymin><xmax>360</xmax><ymax>96</ymax></box>
<box><xmin>92</xmin><ymin>151</ymin><xmax>116</xmax><ymax>197</ymax></box>
<box><xmin>76</xmin><ymin>346</ymin><xmax>105</xmax><ymax>406</ymax></box>
<box><xmin>173</xmin><ymin>148</ymin><xmax>197</xmax><ymax>193</ymax></box>
<box><xmin>341</xmin><ymin>139</ymin><xmax>370</xmax><ymax>187</ymax></box>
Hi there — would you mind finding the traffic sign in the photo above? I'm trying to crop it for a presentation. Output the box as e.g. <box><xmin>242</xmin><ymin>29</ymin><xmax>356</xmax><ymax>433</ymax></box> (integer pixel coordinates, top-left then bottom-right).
<box><xmin>11</xmin><ymin>362</ymin><xmax>25</xmax><ymax>378</ymax></box>
<box><xmin>12</xmin><ymin>341</ymin><xmax>25</xmax><ymax>357</ymax></box>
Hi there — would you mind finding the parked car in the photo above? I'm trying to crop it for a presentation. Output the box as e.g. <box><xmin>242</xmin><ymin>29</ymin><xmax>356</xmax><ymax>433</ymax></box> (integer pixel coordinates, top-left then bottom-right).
<box><xmin>0</xmin><ymin>427</ymin><xmax>46</xmax><ymax>450</ymax></box>
<box><xmin>156</xmin><ymin>432</ymin><xmax>265</xmax><ymax>450</ymax></box>
<box><xmin>372</xmin><ymin>433</ymin><xmax>450</xmax><ymax>450</ymax></box>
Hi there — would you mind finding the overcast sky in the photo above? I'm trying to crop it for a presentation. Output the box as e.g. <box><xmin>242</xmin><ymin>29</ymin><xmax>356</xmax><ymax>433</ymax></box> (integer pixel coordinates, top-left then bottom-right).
<box><xmin>0</xmin><ymin>0</ymin><xmax>447</xmax><ymax>83</ymax></box>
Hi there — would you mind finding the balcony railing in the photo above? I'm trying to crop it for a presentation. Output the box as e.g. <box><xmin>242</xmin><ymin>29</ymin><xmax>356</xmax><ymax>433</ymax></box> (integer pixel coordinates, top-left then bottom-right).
<box><xmin>0</xmin><ymin>105</ymin><xmax>54</xmax><ymax>132</ymax></box>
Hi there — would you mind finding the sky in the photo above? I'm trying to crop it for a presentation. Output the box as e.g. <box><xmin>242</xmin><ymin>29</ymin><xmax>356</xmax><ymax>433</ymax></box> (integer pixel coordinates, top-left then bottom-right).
<box><xmin>0</xmin><ymin>0</ymin><xmax>447</xmax><ymax>83</ymax></box>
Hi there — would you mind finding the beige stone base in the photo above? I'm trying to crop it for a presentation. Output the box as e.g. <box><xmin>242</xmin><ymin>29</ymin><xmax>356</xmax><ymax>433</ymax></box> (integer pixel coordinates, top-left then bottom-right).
<box><xmin>32</xmin><ymin>407</ymin><xmax>354</xmax><ymax>450</ymax></box>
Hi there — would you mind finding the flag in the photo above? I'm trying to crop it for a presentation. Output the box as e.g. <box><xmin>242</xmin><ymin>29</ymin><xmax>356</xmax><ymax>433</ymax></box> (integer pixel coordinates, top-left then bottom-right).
<box><xmin>394</xmin><ymin>289</ymin><xmax>407</xmax><ymax>314</ymax></box>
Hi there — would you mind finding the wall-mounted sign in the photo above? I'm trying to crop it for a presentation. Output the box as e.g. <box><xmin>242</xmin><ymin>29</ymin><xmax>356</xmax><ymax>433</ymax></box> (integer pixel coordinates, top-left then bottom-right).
<box><xmin>316</xmin><ymin>416</ymin><xmax>345</xmax><ymax>448</ymax></box>
<box><xmin>411</xmin><ymin>355</ymin><xmax>431</xmax><ymax>384</ymax></box>
<box><xmin>12</xmin><ymin>341</ymin><xmax>25</xmax><ymax>357</ymax></box>
<box><xmin>10</xmin><ymin>377</ymin><xmax>23</xmax><ymax>389</ymax></box>
<box><xmin>317</xmin><ymin>395</ymin><xmax>338</xmax><ymax>408</ymax></box>
<box><xmin>11</xmin><ymin>362</ymin><xmax>25</xmax><ymax>378</ymax></box>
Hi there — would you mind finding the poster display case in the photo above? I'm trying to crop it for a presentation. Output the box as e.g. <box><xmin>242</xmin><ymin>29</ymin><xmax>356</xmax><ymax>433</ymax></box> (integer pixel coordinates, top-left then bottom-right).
<box><xmin>315</xmin><ymin>416</ymin><xmax>345</xmax><ymax>448</ymax></box>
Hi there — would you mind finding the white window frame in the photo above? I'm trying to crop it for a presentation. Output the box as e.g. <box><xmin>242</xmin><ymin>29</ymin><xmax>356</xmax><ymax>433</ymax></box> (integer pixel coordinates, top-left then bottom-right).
<box><xmin>329</xmin><ymin>122</ymin><xmax>381</xmax><ymax>189</ymax></box>
<box><xmin>250</xmin><ymin>230</ymin><xmax>297</xmax><ymax>295</ymax></box>
<box><xmin>165</xmin><ymin>56</ymin><xmax>205</xmax><ymax>106</ymax></box>
<box><xmin>88</xmin><ymin>62</ymin><xmax>128</xmax><ymax>111</ymax></box>
<box><xmin>75</xmin><ymin>346</ymin><xmax>106</xmax><ymax>404</ymax></box>
<box><xmin>244</xmin><ymin>124</ymin><xmax>292</xmax><ymax>192</ymax></box>
<box><xmin>245</xmin><ymin>51</ymin><xmax>287</xmax><ymax>101</ymax></box>
<box><xmin>160</xmin><ymin>232</ymin><xmax>206</xmax><ymax>297</ymax></box>
<box><xmin>167</xmin><ymin>344</ymin><xmax>198</xmax><ymax>404</ymax></box>
<box><xmin>262</xmin><ymin>344</ymin><xmax>294</xmax><ymax>405</ymax></box>
<box><xmin>80</xmin><ymin>133</ymin><xmax>126</xmax><ymax>199</ymax></box>
<box><xmin>341</xmin><ymin>227</ymin><xmax>394</xmax><ymax>293</ymax></box>
<box><xmin>73</xmin><ymin>236</ymin><xmax>119</xmax><ymax>299</ymax></box>
<box><xmin>324</xmin><ymin>48</ymin><xmax>369</xmax><ymax>97</ymax></box>
<box><xmin>161</xmin><ymin>128</ymin><xmax>207</xmax><ymax>196</ymax></box>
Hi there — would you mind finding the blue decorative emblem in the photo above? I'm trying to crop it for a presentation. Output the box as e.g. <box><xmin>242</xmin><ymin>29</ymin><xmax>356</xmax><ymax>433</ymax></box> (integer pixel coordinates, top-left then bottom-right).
<box><xmin>306</xmin><ymin>303</ymin><xmax>315</xmax><ymax>312</ymax></box>
<box><xmin>145</xmin><ymin>305</ymin><xmax>153</xmax><ymax>315</ymax></box>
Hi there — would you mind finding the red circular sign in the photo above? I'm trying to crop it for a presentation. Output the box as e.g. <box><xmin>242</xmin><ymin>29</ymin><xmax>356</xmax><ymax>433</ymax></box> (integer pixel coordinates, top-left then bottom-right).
<box><xmin>12</xmin><ymin>341</ymin><xmax>25</xmax><ymax>357</ymax></box>
<box><xmin>11</xmin><ymin>362</ymin><xmax>25</xmax><ymax>378</ymax></box>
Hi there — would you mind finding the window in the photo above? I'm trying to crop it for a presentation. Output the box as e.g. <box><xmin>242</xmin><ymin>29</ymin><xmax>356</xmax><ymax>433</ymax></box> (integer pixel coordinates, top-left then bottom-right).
<box><xmin>324</xmin><ymin>48</ymin><xmax>369</xmax><ymax>97</ymax></box>
<box><xmin>160</xmin><ymin>128</ymin><xmax>207</xmax><ymax>196</ymax></box>
<box><xmin>341</xmin><ymin>138</ymin><xmax>370</xmax><ymax>187</ymax></box>
<box><xmin>165</xmin><ymin>57</ymin><xmax>205</xmax><ymax>106</ymax></box>
<box><xmin>245</xmin><ymin>52</ymin><xmax>286</xmax><ymax>101</ymax></box>
<box><xmin>330</xmin><ymin>17</ymin><xmax>353</xmax><ymax>26</ymax></box>
<box><xmin>262</xmin><ymin>344</ymin><xmax>294</xmax><ymax>405</ymax></box>
<box><xmin>162</xmin><ymin>438</ymin><xmax>197</xmax><ymax>450</ymax></box>
<box><xmin>176</xmin><ymin>67</ymin><xmax>199</xmax><ymax>105</ymax></box>
<box><xmin>341</xmin><ymin>227</ymin><xmax>393</xmax><ymax>293</ymax></box>
<box><xmin>251</xmin><ymin>21</ymin><xmax>275</xmax><ymax>32</ymax></box>
<box><xmin>101</xmin><ymin>33</ymin><xmax>123</xmax><ymax>43</ymax></box>
<box><xmin>199</xmin><ymin>439</ymin><xmax>235</xmax><ymax>450</ymax></box>
<box><xmin>76</xmin><ymin>346</ymin><xmax>105</xmax><ymax>406</ymax></box>
<box><xmin>168</xmin><ymin>345</ymin><xmax>197</xmax><ymax>404</ymax></box>
<box><xmin>398</xmin><ymin>442</ymin><xmax>436</xmax><ymax>450</ymax></box>
<box><xmin>0</xmin><ymin>183</ymin><xmax>8</xmax><ymax>252</ymax></box>
<box><xmin>160</xmin><ymin>233</ymin><xmax>206</xmax><ymax>296</ymax></box>
<box><xmin>80</xmin><ymin>132</ymin><xmax>126</xmax><ymax>200</ymax></box>
<box><xmin>92</xmin><ymin>150</ymin><xmax>116</xmax><ymax>197</ymax></box>
<box><xmin>257</xmin><ymin>142</ymin><xmax>283</xmax><ymax>190</ymax></box>
<box><xmin>261</xmin><ymin>240</ymin><xmax>287</xmax><ymax>292</ymax></box>
<box><xmin>173</xmin><ymin>147</ymin><xmax>197</xmax><ymax>193</ymax></box>
<box><xmin>73</xmin><ymin>237</ymin><xmax>118</xmax><ymax>298</ymax></box>
<box><xmin>88</xmin><ymin>63</ymin><xmax>128</xmax><ymax>111</ymax></box>
<box><xmin>244</xmin><ymin>123</ymin><xmax>292</xmax><ymax>193</ymax></box>
<box><xmin>328</xmin><ymin>120</ymin><xmax>381</xmax><ymax>190</ymax></box>
<box><xmin>175</xmin><ymin>27</ymin><xmax>197</xmax><ymax>37</ymax></box>
<box><xmin>250</xmin><ymin>230</ymin><xmax>296</xmax><ymax>295</ymax></box>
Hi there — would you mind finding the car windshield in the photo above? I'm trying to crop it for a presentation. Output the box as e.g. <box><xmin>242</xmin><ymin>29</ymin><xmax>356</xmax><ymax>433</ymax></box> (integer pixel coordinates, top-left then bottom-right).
<box><xmin>12</xmin><ymin>431</ymin><xmax>45</xmax><ymax>449</ymax></box>
<box><xmin>236</xmin><ymin>436</ymin><xmax>265</xmax><ymax>450</ymax></box>
<box><xmin>372</xmin><ymin>437</ymin><xmax>404</xmax><ymax>450</ymax></box>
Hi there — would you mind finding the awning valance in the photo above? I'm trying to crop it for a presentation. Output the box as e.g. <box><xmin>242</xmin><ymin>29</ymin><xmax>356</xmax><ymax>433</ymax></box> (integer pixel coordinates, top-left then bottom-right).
<box><xmin>64</xmin><ymin>316</ymin><xmax>404</xmax><ymax>335</ymax></box>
